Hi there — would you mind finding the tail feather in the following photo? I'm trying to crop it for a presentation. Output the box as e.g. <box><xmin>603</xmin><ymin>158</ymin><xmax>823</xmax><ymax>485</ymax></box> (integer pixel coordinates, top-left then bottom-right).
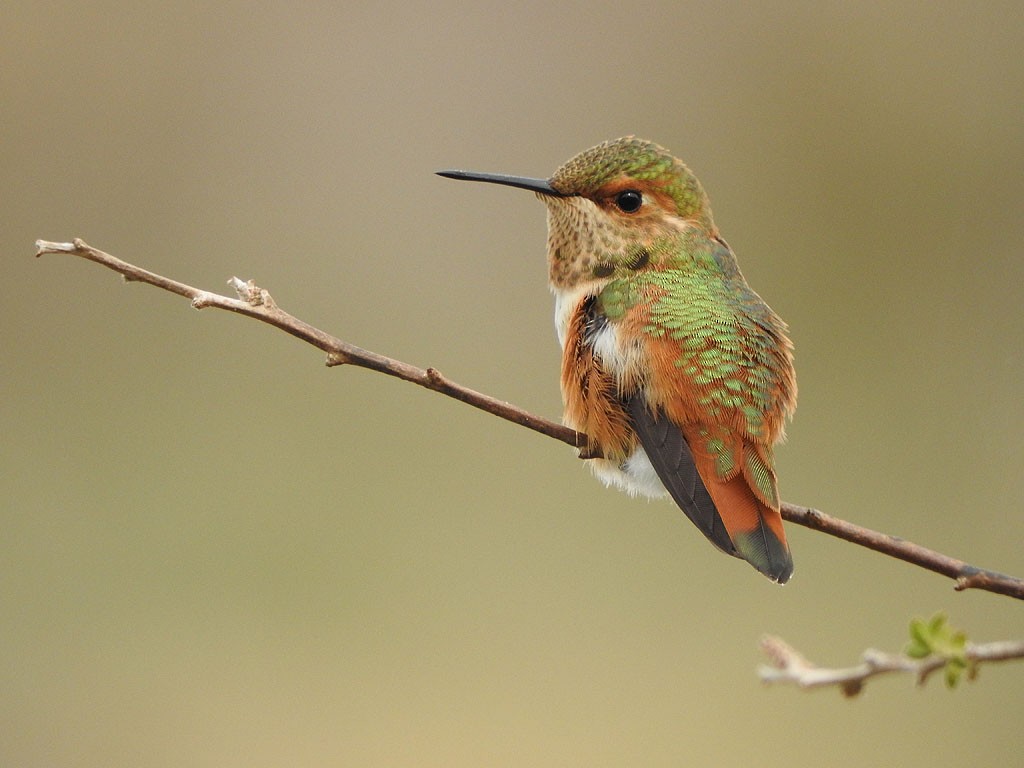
<box><xmin>626</xmin><ymin>394</ymin><xmax>793</xmax><ymax>583</ymax></box>
<box><xmin>689</xmin><ymin>449</ymin><xmax>793</xmax><ymax>583</ymax></box>
<box><xmin>682</xmin><ymin>425</ymin><xmax>793</xmax><ymax>583</ymax></box>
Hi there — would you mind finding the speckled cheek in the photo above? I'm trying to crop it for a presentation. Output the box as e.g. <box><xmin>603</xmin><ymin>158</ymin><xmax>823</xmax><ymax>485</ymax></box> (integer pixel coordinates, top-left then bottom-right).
<box><xmin>545</xmin><ymin>199</ymin><xmax>626</xmax><ymax>289</ymax></box>
<box><xmin>545</xmin><ymin>203</ymin><xmax>583</xmax><ymax>288</ymax></box>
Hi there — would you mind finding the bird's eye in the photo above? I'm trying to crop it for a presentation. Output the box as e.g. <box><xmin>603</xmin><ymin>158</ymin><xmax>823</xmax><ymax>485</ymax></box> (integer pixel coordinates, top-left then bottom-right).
<box><xmin>614</xmin><ymin>189</ymin><xmax>643</xmax><ymax>213</ymax></box>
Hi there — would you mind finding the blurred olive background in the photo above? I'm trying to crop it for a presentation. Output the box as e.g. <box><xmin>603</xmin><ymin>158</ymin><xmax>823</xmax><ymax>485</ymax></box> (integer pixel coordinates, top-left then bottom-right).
<box><xmin>4</xmin><ymin>2</ymin><xmax>1023</xmax><ymax>766</ymax></box>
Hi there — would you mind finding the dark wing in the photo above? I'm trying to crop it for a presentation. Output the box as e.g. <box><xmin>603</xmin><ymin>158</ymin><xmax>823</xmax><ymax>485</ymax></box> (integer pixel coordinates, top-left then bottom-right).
<box><xmin>625</xmin><ymin>392</ymin><xmax>740</xmax><ymax>559</ymax></box>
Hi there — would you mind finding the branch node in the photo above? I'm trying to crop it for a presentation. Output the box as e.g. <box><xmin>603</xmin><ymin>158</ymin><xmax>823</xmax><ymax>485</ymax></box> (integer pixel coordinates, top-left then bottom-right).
<box><xmin>191</xmin><ymin>292</ymin><xmax>218</xmax><ymax>310</ymax></box>
<box><xmin>228</xmin><ymin>276</ymin><xmax>276</xmax><ymax>308</ymax></box>
<box><xmin>425</xmin><ymin>367</ymin><xmax>445</xmax><ymax>386</ymax></box>
<box><xmin>326</xmin><ymin>352</ymin><xmax>349</xmax><ymax>367</ymax></box>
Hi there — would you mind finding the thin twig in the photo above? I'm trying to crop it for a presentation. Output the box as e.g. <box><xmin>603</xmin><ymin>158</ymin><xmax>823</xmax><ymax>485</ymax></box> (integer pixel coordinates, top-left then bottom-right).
<box><xmin>758</xmin><ymin>635</ymin><xmax>1024</xmax><ymax>696</ymax></box>
<box><xmin>35</xmin><ymin>238</ymin><xmax>1024</xmax><ymax>600</ymax></box>
<box><xmin>779</xmin><ymin>504</ymin><xmax>1024</xmax><ymax>600</ymax></box>
<box><xmin>35</xmin><ymin>239</ymin><xmax>583</xmax><ymax>450</ymax></box>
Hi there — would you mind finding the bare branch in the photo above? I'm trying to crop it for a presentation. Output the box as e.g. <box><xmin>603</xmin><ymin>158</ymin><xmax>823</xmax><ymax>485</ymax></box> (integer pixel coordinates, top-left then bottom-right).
<box><xmin>779</xmin><ymin>503</ymin><xmax>1024</xmax><ymax>600</ymax></box>
<box><xmin>758</xmin><ymin>635</ymin><xmax>1024</xmax><ymax>696</ymax></box>
<box><xmin>35</xmin><ymin>239</ymin><xmax>584</xmax><ymax>450</ymax></box>
<box><xmin>35</xmin><ymin>239</ymin><xmax>1024</xmax><ymax>600</ymax></box>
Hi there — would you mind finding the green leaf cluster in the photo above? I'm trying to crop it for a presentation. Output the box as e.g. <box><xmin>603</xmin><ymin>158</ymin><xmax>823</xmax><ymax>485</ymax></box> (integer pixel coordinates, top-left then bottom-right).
<box><xmin>905</xmin><ymin>613</ymin><xmax>975</xmax><ymax>688</ymax></box>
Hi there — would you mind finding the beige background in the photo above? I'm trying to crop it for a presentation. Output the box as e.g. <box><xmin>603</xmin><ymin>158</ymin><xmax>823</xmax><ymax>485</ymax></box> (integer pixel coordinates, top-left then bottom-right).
<box><xmin>4</xmin><ymin>2</ymin><xmax>1023</xmax><ymax>766</ymax></box>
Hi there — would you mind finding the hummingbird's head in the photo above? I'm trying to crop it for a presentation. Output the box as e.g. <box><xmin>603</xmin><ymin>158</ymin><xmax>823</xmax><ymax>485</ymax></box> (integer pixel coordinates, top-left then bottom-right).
<box><xmin>548</xmin><ymin>136</ymin><xmax>711</xmax><ymax>223</ymax></box>
<box><xmin>542</xmin><ymin>137</ymin><xmax>717</xmax><ymax>289</ymax></box>
<box><xmin>438</xmin><ymin>137</ymin><xmax>716</xmax><ymax>290</ymax></box>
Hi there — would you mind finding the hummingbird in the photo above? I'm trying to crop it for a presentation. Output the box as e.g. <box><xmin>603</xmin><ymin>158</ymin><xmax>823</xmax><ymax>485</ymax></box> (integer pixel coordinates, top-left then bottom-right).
<box><xmin>438</xmin><ymin>137</ymin><xmax>797</xmax><ymax>583</ymax></box>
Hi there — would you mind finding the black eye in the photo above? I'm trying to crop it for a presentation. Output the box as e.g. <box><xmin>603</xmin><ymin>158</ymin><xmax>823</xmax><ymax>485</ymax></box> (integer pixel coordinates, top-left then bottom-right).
<box><xmin>614</xmin><ymin>189</ymin><xmax>643</xmax><ymax>213</ymax></box>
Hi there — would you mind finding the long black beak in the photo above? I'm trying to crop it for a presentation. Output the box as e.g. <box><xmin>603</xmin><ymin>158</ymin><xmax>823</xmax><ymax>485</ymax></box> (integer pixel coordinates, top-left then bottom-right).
<box><xmin>436</xmin><ymin>169</ymin><xmax>570</xmax><ymax>197</ymax></box>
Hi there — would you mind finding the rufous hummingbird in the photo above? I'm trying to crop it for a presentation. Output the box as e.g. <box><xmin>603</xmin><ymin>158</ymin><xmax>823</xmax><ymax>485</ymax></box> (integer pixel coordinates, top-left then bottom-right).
<box><xmin>438</xmin><ymin>137</ymin><xmax>797</xmax><ymax>583</ymax></box>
